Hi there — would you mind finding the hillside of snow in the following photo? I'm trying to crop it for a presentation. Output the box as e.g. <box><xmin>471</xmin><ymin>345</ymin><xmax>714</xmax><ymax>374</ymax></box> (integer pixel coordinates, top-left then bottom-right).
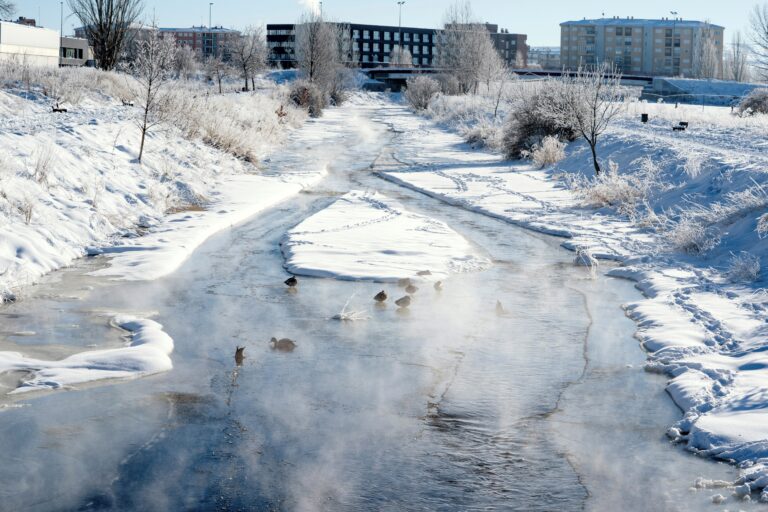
<box><xmin>392</xmin><ymin>93</ymin><xmax>768</xmax><ymax>502</ymax></box>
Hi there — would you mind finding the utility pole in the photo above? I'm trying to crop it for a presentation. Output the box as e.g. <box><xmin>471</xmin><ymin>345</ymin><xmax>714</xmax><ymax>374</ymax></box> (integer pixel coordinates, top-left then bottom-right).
<box><xmin>60</xmin><ymin>1</ymin><xmax>63</xmax><ymax>36</ymax></box>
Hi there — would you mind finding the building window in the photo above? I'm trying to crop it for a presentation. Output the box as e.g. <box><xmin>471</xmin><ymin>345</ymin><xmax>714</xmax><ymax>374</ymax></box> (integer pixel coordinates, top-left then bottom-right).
<box><xmin>625</xmin><ymin>28</ymin><xmax>632</xmax><ymax>36</ymax></box>
<box><xmin>373</xmin><ymin>43</ymin><xmax>379</xmax><ymax>51</ymax></box>
<box><xmin>422</xmin><ymin>57</ymin><xmax>428</xmax><ymax>65</ymax></box>
<box><xmin>404</xmin><ymin>32</ymin><xmax>410</xmax><ymax>42</ymax></box>
<box><xmin>616</xmin><ymin>27</ymin><xmax>623</xmax><ymax>36</ymax></box>
<box><xmin>364</xmin><ymin>30</ymin><xmax>370</xmax><ymax>39</ymax></box>
<box><xmin>394</xmin><ymin>32</ymin><xmax>400</xmax><ymax>41</ymax></box>
<box><xmin>414</xmin><ymin>33</ymin><xmax>420</xmax><ymax>42</ymax></box>
<box><xmin>384</xmin><ymin>43</ymin><xmax>390</xmax><ymax>52</ymax></box>
<box><xmin>353</xmin><ymin>30</ymin><xmax>360</xmax><ymax>39</ymax></box>
<box><xmin>384</xmin><ymin>32</ymin><xmax>390</xmax><ymax>40</ymax></box>
<box><xmin>363</xmin><ymin>55</ymin><xmax>369</xmax><ymax>62</ymax></box>
<box><xmin>363</xmin><ymin>43</ymin><xmax>369</xmax><ymax>51</ymax></box>
<box><xmin>373</xmin><ymin>31</ymin><xmax>379</xmax><ymax>39</ymax></box>
<box><xmin>422</xmin><ymin>45</ymin><xmax>428</xmax><ymax>55</ymax></box>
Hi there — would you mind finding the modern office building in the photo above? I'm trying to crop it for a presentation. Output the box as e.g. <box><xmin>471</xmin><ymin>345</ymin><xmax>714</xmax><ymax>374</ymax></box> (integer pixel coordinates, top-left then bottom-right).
<box><xmin>159</xmin><ymin>26</ymin><xmax>241</xmax><ymax>59</ymax></box>
<box><xmin>0</xmin><ymin>21</ymin><xmax>59</xmax><ymax>67</ymax></box>
<box><xmin>528</xmin><ymin>46</ymin><xmax>561</xmax><ymax>70</ymax></box>
<box><xmin>267</xmin><ymin>22</ymin><xmax>527</xmax><ymax>69</ymax></box>
<box><xmin>560</xmin><ymin>17</ymin><xmax>724</xmax><ymax>77</ymax></box>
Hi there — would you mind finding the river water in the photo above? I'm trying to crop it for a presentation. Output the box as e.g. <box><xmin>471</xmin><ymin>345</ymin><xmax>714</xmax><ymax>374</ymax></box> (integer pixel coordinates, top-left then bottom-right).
<box><xmin>0</xmin><ymin>101</ymin><xmax>750</xmax><ymax>511</ymax></box>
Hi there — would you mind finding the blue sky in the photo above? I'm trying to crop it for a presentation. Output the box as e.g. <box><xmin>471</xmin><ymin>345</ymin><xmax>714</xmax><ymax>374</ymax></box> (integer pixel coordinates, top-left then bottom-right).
<box><xmin>21</xmin><ymin>0</ymin><xmax>760</xmax><ymax>46</ymax></box>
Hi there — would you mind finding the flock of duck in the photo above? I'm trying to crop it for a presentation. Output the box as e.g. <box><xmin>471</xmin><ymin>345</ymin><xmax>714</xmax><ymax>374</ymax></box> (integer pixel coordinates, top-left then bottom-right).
<box><xmin>234</xmin><ymin>272</ymin><xmax>445</xmax><ymax>365</ymax></box>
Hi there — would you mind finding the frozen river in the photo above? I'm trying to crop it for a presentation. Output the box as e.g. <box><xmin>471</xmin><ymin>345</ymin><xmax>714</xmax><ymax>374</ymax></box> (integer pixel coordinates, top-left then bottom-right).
<box><xmin>0</xmin><ymin>101</ymin><xmax>750</xmax><ymax>511</ymax></box>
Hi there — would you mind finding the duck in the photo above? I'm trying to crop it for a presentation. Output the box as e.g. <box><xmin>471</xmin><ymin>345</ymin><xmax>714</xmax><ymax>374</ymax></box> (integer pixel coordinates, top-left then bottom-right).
<box><xmin>395</xmin><ymin>295</ymin><xmax>412</xmax><ymax>308</ymax></box>
<box><xmin>417</xmin><ymin>270</ymin><xmax>432</xmax><ymax>276</ymax></box>
<box><xmin>374</xmin><ymin>290</ymin><xmax>388</xmax><ymax>302</ymax></box>
<box><xmin>270</xmin><ymin>337</ymin><xmax>297</xmax><ymax>352</ymax></box>
<box><xmin>434</xmin><ymin>281</ymin><xmax>443</xmax><ymax>291</ymax></box>
<box><xmin>284</xmin><ymin>276</ymin><xmax>298</xmax><ymax>287</ymax></box>
<box><xmin>235</xmin><ymin>346</ymin><xmax>246</xmax><ymax>366</ymax></box>
<box><xmin>406</xmin><ymin>284</ymin><xmax>419</xmax><ymax>294</ymax></box>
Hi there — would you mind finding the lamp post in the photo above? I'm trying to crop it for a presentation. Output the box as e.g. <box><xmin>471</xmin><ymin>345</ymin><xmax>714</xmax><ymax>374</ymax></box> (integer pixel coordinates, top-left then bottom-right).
<box><xmin>209</xmin><ymin>2</ymin><xmax>213</xmax><ymax>28</ymax></box>
<box><xmin>397</xmin><ymin>0</ymin><xmax>405</xmax><ymax>60</ymax></box>
<box><xmin>670</xmin><ymin>10</ymin><xmax>678</xmax><ymax>76</ymax></box>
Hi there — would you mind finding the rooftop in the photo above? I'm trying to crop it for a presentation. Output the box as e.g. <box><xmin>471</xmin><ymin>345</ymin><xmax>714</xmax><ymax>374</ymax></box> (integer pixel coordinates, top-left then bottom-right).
<box><xmin>561</xmin><ymin>18</ymin><xmax>724</xmax><ymax>30</ymax></box>
<box><xmin>159</xmin><ymin>26</ymin><xmax>240</xmax><ymax>34</ymax></box>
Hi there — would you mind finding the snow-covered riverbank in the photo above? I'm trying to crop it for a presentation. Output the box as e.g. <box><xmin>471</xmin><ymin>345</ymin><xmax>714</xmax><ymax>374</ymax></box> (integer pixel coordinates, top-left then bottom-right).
<box><xmin>384</xmin><ymin>97</ymin><xmax>768</xmax><ymax>503</ymax></box>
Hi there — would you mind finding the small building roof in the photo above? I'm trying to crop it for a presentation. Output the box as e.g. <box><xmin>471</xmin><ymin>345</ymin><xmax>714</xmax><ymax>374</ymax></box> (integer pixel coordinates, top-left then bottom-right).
<box><xmin>561</xmin><ymin>18</ymin><xmax>724</xmax><ymax>30</ymax></box>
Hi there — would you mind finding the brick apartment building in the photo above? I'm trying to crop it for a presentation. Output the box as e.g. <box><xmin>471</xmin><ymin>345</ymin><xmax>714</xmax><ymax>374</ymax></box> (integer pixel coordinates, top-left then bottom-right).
<box><xmin>560</xmin><ymin>17</ymin><xmax>724</xmax><ymax>77</ymax></box>
<box><xmin>267</xmin><ymin>22</ymin><xmax>527</xmax><ymax>69</ymax></box>
<box><xmin>159</xmin><ymin>26</ymin><xmax>241</xmax><ymax>59</ymax></box>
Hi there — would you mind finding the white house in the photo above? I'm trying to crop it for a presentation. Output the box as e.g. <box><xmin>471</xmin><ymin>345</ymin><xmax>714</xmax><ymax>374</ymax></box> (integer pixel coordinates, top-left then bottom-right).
<box><xmin>0</xmin><ymin>21</ymin><xmax>59</xmax><ymax>67</ymax></box>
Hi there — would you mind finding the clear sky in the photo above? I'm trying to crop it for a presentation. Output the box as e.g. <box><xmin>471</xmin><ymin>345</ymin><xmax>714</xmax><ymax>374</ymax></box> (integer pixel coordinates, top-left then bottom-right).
<box><xmin>19</xmin><ymin>0</ymin><xmax>761</xmax><ymax>46</ymax></box>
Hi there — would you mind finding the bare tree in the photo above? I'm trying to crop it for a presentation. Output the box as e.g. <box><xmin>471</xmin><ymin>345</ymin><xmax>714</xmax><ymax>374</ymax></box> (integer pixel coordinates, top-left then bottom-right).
<box><xmin>725</xmin><ymin>31</ymin><xmax>751</xmax><ymax>82</ymax></box>
<box><xmin>389</xmin><ymin>45</ymin><xmax>413</xmax><ymax>67</ymax></box>
<box><xmin>692</xmin><ymin>23</ymin><xmax>722</xmax><ymax>79</ymax></box>
<box><xmin>295</xmin><ymin>11</ymin><xmax>340</xmax><ymax>91</ymax></box>
<box><xmin>68</xmin><ymin>0</ymin><xmax>144</xmax><ymax>71</ymax></box>
<box><xmin>173</xmin><ymin>45</ymin><xmax>199</xmax><ymax>80</ymax></box>
<box><xmin>132</xmin><ymin>30</ymin><xmax>177</xmax><ymax>162</ymax></box>
<box><xmin>436</xmin><ymin>1</ymin><xmax>502</xmax><ymax>94</ymax></box>
<box><xmin>540</xmin><ymin>66</ymin><xmax>625</xmax><ymax>175</ymax></box>
<box><xmin>751</xmin><ymin>3</ymin><xmax>768</xmax><ymax>80</ymax></box>
<box><xmin>228</xmin><ymin>26</ymin><xmax>266</xmax><ymax>92</ymax></box>
<box><xmin>205</xmin><ymin>54</ymin><xmax>232</xmax><ymax>94</ymax></box>
<box><xmin>0</xmin><ymin>1</ymin><xmax>15</xmax><ymax>17</ymax></box>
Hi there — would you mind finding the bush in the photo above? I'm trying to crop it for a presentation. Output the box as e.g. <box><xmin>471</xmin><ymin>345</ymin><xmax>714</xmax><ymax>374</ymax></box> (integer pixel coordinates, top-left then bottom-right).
<box><xmin>501</xmin><ymin>81</ymin><xmax>578</xmax><ymax>159</ymax></box>
<box><xmin>433</xmin><ymin>73</ymin><xmax>462</xmax><ymax>96</ymax></box>
<box><xmin>665</xmin><ymin>216</ymin><xmax>721</xmax><ymax>254</ymax></box>
<box><xmin>758</xmin><ymin>213</ymin><xmax>768</xmax><ymax>238</ymax></box>
<box><xmin>525</xmin><ymin>135</ymin><xmax>566</xmax><ymax>168</ymax></box>
<box><xmin>727</xmin><ymin>251</ymin><xmax>761</xmax><ymax>282</ymax></box>
<box><xmin>404</xmin><ymin>75</ymin><xmax>441</xmax><ymax>111</ymax></box>
<box><xmin>289</xmin><ymin>80</ymin><xmax>326</xmax><ymax>118</ymax></box>
<box><xmin>737</xmin><ymin>88</ymin><xmax>768</xmax><ymax>116</ymax></box>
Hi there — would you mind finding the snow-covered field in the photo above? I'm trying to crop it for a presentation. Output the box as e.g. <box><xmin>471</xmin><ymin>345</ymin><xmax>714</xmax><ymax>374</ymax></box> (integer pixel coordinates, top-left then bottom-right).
<box><xmin>386</xmin><ymin>94</ymin><xmax>768</xmax><ymax>502</ymax></box>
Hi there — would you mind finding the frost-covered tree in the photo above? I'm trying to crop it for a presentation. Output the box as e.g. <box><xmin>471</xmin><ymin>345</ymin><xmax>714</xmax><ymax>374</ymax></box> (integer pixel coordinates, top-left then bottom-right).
<box><xmin>389</xmin><ymin>45</ymin><xmax>413</xmax><ymax>67</ymax></box>
<box><xmin>173</xmin><ymin>45</ymin><xmax>198</xmax><ymax>80</ymax></box>
<box><xmin>725</xmin><ymin>31</ymin><xmax>751</xmax><ymax>82</ymax></box>
<box><xmin>295</xmin><ymin>12</ymin><xmax>340</xmax><ymax>91</ymax></box>
<box><xmin>205</xmin><ymin>54</ymin><xmax>232</xmax><ymax>94</ymax></box>
<box><xmin>751</xmin><ymin>3</ymin><xmax>768</xmax><ymax>80</ymax></box>
<box><xmin>0</xmin><ymin>1</ymin><xmax>15</xmax><ymax>17</ymax></box>
<box><xmin>228</xmin><ymin>26</ymin><xmax>266</xmax><ymax>92</ymax></box>
<box><xmin>692</xmin><ymin>23</ymin><xmax>722</xmax><ymax>79</ymax></box>
<box><xmin>68</xmin><ymin>0</ymin><xmax>144</xmax><ymax>71</ymax></box>
<box><xmin>404</xmin><ymin>75</ymin><xmax>440</xmax><ymax>110</ymax></box>
<box><xmin>539</xmin><ymin>66</ymin><xmax>625</xmax><ymax>175</ymax></box>
<box><xmin>132</xmin><ymin>30</ymin><xmax>177</xmax><ymax>162</ymax></box>
<box><xmin>436</xmin><ymin>1</ymin><xmax>502</xmax><ymax>94</ymax></box>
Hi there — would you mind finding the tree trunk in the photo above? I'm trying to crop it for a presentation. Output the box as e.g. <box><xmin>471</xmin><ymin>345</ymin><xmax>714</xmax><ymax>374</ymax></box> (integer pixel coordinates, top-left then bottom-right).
<box><xmin>138</xmin><ymin>127</ymin><xmax>147</xmax><ymax>163</ymax></box>
<box><xmin>589</xmin><ymin>141</ymin><xmax>600</xmax><ymax>175</ymax></box>
<box><xmin>218</xmin><ymin>76</ymin><xmax>222</xmax><ymax>94</ymax></box>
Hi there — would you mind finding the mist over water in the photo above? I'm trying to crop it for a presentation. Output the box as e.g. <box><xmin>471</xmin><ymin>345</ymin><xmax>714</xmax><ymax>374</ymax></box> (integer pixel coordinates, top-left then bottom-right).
<box><xmin>0</xmin><ymin>103</ymin><xmax>747</xmax><ymax>511</ymax></box>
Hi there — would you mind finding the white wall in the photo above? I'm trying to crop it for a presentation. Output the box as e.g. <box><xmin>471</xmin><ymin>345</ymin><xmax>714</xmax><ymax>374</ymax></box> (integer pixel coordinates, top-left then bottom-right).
<box><xmin>0</xmin><ymin>22</ymin><xmax>59</xmax><ymax>68</ymax></box>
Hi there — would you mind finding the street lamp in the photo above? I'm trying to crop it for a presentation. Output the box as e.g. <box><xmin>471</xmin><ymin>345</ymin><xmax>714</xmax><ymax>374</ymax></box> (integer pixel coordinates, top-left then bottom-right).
<box><xmin>670</xmin><ymin>10</ymin><xmax>678</xmax><ymax>75</ymax></box>
<box><xmin>209</xmin><ymin>2</ymin><xmax>214</xmax><ymax>28</ymax></box>
<box><xmin>397</xmin><ymin>0</ymin><xmax>405</xmax><ymax>59</ymax></box>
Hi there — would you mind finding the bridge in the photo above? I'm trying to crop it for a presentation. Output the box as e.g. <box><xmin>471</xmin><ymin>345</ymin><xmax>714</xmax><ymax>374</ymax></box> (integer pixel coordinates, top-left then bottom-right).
<box><xmin>362</xmin><ymin>67</ymin><xmax>654</xmax><ymax>92</ymax></box>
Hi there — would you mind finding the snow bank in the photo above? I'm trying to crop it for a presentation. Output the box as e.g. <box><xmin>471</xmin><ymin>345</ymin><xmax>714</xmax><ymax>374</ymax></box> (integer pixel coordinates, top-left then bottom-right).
<box><xmin>282</xmin><ymin>190</ymin><xmax>490</xmax><ymax>281</ymax></box>
<box><xmin>0</xmin><ymin>315</ymin><xmax>173</xmax><ymax>393</ymax></box>
<box><xmin>390</xmin><ymin>94</ymin><xmax>768</xmax><ymax>497</ymax></box>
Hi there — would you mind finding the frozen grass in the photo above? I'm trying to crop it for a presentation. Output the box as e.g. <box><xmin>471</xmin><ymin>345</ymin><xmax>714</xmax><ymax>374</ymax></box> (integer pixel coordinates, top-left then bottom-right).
<box><xmin>727</xmin><ymin>251</ymin><xmax>761</xmax><ymax>282</ymax></box>
<box><xmin>525</xmin><ymin>136</ymin><xmax>567</xmax><ymax>168</ymax></box>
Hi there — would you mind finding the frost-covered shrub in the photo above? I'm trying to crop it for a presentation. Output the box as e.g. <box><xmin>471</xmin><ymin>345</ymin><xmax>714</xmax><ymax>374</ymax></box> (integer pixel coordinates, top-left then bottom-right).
<box><xmin>665</xmin><ymin>216</ymin><xmax>721</xmax><ymax>254</ymax></box>
<box><xmin>727</xmin><ymin>251</ymin><xmax>761</xmax><ymax>282</ymax></box>
<box><xmin>758</xmin><ymin>213</ymin><xmax>768</xmax><ymax>238</ymax></box>
<box><xmin>433</xmin><ymin>73</ymin><xmax>462</xmax><ymax>96</ymax></box>
<box><xmin>501</xmin><ymin>80</ymin><xmax>577</xmax><ymax>159</ymax></box>
<box><xmin>31</xmin><ymin>144</ymin><xmax>55</xmax><ymax>186</ymax></box>
<box><xmin>460</xmin><ymin>119</ymin><xmax>503</xmax><ymax>150</ymax></box>
<box><xmin>525</xmin><ymin>135</ymin><xmax>566</xmax><ymax>168</ymax></box>
<box><xmin>404</xmin><ymin>75</ymin><xmax>441</xmax><ymax>111</ymax></box>
<box><xmin>289</xmin><ymin>79</ymin><xmax>326</xmax><ymax>118</ymax></box>
<box><xmin>737</xmin><ymin>88</ymin><xmax>768</xmax><ymax>116</ymax></box>
<box><xmin>570</xmin><ymin>159</ymin><xmax>661</xmax><ymax>219</ymax></box>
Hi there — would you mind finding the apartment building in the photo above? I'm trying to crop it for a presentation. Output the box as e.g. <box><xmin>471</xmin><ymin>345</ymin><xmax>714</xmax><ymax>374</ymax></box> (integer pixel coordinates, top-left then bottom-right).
<box><xmin>529</xmin><ymin>46</ymin><xmax>561</xmax><ymax>70</ymax></box>
<box><xmin>60</xmin><ymin>36</ymin><xmax>94</xmax><ymax>67</ymax></box>
<box><xmin>159</xmin><ymin>26</ymin><xmax>241</xmax><ymax>59</ymax></box>
<box><xmin>267</xmin><ymin>22</ymin><xmax>527</xmax><ymax>69</ymax></box>
<box><xmin>0</xmin><ymin>21</ymin><xmax>59</xmax><ymax>67</ymax></box>
<box><xmin>560</xmin><ymin>17</ymin><xmax>724</xmax><ymax>77</ymax></box>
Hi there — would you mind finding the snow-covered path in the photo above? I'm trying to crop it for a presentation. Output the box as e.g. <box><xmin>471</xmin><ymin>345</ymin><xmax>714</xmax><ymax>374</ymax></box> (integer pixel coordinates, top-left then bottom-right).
<box><xmin>0</xmin><ymin>95</ymin><xmax>754</xmax><ymax>511</ymax></box>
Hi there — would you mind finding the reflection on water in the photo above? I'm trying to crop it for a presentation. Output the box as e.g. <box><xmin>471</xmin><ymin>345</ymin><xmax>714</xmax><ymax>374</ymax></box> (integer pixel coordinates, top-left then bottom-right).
<box><xmin>0</xmin><ymin>104</ymin><xmax>743</xmax><ymax>511</ymax></box>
